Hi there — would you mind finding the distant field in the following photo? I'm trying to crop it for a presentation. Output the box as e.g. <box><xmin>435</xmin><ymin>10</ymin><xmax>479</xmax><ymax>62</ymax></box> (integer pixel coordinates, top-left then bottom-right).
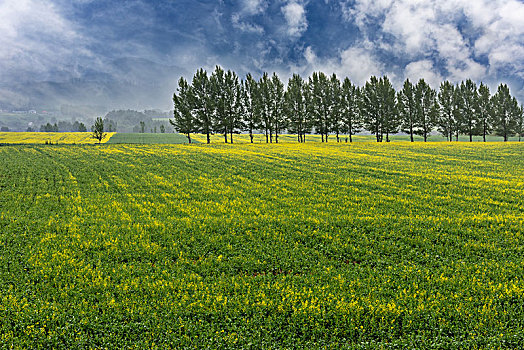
<box><xmin>1</xmin><ymin>143</ymin><xmax>524</xmax><ymax>348</ymax></box>
<box><xmin>187</xmin><ymin>133</ymin><xmax>522</xmax><ymax>143</ymax></box>
<box><xmin>106</xmin><ymin>132</ymin><xmax>191</xmax><ymax>144</ymax></box>
<box><xmin>0</xmin><ymin>132</ymin><xmax>114</xmax><ymax>144</ymax></box>
<box><xmin>0</xmin><ymin>132</ymin><xmax>520</xmax><ymax>145</ymax></box>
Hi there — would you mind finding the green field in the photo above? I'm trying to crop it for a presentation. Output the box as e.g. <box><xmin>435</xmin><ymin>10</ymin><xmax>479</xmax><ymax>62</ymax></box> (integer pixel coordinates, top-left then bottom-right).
<box><xmin>1</xmin><ymin>143</ymin><xmax>524</xmax><ymax>348</ymax></box>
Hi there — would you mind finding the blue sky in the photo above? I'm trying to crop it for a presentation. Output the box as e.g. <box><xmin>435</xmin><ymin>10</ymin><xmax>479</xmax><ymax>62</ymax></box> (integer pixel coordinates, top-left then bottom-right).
<box><xmin>1</xmin><ymin>0</ymin><xmax>524</xmax><ymax>110</ymax></box>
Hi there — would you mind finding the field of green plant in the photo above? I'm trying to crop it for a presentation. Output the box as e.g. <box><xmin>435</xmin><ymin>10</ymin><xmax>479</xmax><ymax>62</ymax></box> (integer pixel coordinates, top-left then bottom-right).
<box><xmin>1</xmin><ymin>143</ymin><xmax>524</xmax><ymax>348</ymax></box>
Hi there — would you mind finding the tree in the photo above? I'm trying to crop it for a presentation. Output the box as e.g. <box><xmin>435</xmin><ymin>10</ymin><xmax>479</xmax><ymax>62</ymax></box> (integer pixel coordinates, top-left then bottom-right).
<box><xmin>437</xmin><ymin>81</ymin><xmax>456</xmax><ymax>141</ymax></box>
<box><xmin>308</xmin><ymin>72</ymin><xmax>331</xmax><ymax>142</ymax></box>
<box><xmin>139</xmin><ymin>121</ymin><xmax>146</xmax><ymax>133</ymax></box>
<box><xmin>340</xmin><ymin>78</ymin><xmax>361</xmax><ymax>142</ymax></box>
<box><xmin>191</xmin><ymin>68</ymin><xmax>214</xmax><ymax>144</ymax></box>
<box><xmin>170</xmin><ymin>77</ymin><xmax>195</xmax><ymax>143</ymax></box>
<box><xmin>103</xmin><ymin>118</ymin><xmax>117</xmax><ymax>132</ymax></box>
<box><xmin>517</xmin><ymin>104</ymin><xmax>524</xmax><ymax>142</ymax></box>
<box><xmin>329</xmin><ymin>74</ymin><xmax>343</xmax><ymax>142</ymax></box>
<box><xmin>224</xmin><ymin>69</ymin><xmax>243</xmax><ymax>143</ymax></box>
<box><xmin>285</xmin><ymin>73</ymin><xmax>309</xmax><ymax>142</ymax></box>
<box><xmin>361</xmin><ymin>76</ymin><xmax>383</xmax><ymax>142</ymax></box>
<box><xmin>457</xmin><ymin>79</ymin><xmax>478</xmax><ymax>142</ymax></box>
<box><xmin>160</xmin><ymin>124</ymin><xmax>166</xmax><ymax>133</ymax></box>
<box><xmin>210</xmin><ymin>66</ymin><xmax>227</xmax><ymax>142</ymax></box>
<box><xmin>477</xmin><ymin>83</ymin><xmax>492</xmax><ymax>142</ymax></box>
<box><xmin>491</xmin><ymin>84</ymin><xmax>519</xmax><ymax>142</ymax></box>
<box><xmin>257</xmin><ymin>72</ymin><xmax>273</xmax><ymax>143</ymax></box>
<box><xmin>378</xmin><ymin>76</ymin><xmax>398</xmax><ymax>142</ymax></box>
<box><xmin>241</xmin><ymin>74</ymin><xmax>259</xmax><ymax>143</ymax></box>
<box><xmin>398</xmin><ymin>79</ymin><xmax>417</xmax><ymax>142</ymax></box>
<box><xmin>270</xmin><ymin>72</ymin><xmax>286</xmax><ymax>143</ymax></box>
<box><xmin>210</xmin><ymin>66</ymin><xmax>242</xmax><ymax>143</ymax></box>
<box><xmin>92</xmin><ymin>117</ymin><xmax>106</xmax><ymax>143</ymax></box>
<box><xmin>414</xmin><ymin>79</ymin><xmax>437</xmax><ymax>142</ymax></box>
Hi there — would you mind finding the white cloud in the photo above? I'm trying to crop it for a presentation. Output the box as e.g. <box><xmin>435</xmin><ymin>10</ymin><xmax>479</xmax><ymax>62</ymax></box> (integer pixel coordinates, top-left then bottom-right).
<box><xmin>342</xmin><ymin>0</ymin><xmax>524</xmax><ymax>85</ymax></box>
<box><xmin>299</xmin><ymin>43</ymin><xmax>387</xmax><ymax>86</ymax></box>
<box><xmin>338</xmin><ymin>45</ymin><xmax>386</xmax><ymax>85</ymax></box>
<box><xmin>240</xmin><ymin>0</ymin><xmax>267</xmax><ymax>15</ymax></box>
<box><xmin>404</xmin><ymin>60</ymin><xmax>442</xmax><ymax>88</ymax></box>
<box><xmin>0</xmin><ymin>0</ymin><xmax>90</xmax><ymax>82</ymax></box>
<box><xmin>281</xmin><ymin>1</ymin><xmax>308</xmax><ymax>37</ymax></box>
<box><xmin>231</xmin><ymin>13</ymin><xmax>264</xmax><ymax>33</ymax></box>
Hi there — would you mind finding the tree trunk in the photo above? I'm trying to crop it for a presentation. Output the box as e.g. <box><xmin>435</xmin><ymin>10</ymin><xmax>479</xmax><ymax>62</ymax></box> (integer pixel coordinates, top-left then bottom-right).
<box><xmin>187</xmin><ymin>133</ymin><xmax>191</xmax><ymax>144</ymax></box>
<box><xmin>206</xmin><ymin>131</ymin><xmax>210</xmax><ymax>144</ymax></box>
<box><xmin>336</xmin><ymin>131</ymin><xmax>339</xmax><ymax>143</ymax></box>
<box><xmin>224</xmin><ymin>130</ymin><xmax>228</xmax><ymax>143</ymax></box>
<box><xmin>386</xmin><ymin>131</ymin><xmax>390</xmax><ymax>142</ymax></box>
<box><xmin>250</xmin><ymin>127</ymin><xmax>254</xmax><ymax>143</ymax></box>
<box><xmin>230</xmin><ymin>131</ymin><xmax>233</xmax><ymax>144</ymax></box>
<box><xmin>483</xmin><ymin>122</ymin><xmax>486</xmax><ymax>142</ymax></box>
<box><xmin>410</xmin><ymin>124</ymin><xmax>414</xmax><ymax>142</ymax></box>
<box><xmin>265</xmin><ymin>129</ymin><xmax>268</xmax><ymax>143</ymax></box>
<box><xmin>321</xmin><ymin>134</ymin><xmax>324</xmax><ymax>142</ymax></box>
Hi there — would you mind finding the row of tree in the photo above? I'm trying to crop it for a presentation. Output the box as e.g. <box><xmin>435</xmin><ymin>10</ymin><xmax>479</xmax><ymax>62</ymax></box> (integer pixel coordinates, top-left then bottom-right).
<box><xmin>172</xmin><ymin>67</ymin><xmax>524</xmax><ymax>143</ymax></box>
<box><xmin>39</xmin><ymin>121</ymin><xmax>88</xmax><ymax>132</ymax></box>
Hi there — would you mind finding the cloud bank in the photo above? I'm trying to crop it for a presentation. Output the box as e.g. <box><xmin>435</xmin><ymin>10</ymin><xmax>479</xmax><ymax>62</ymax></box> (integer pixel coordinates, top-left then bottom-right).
<box><xmin>0</xmin><ymin>0</ymin><xmax>523</xmax><ymax>110</ymax></box>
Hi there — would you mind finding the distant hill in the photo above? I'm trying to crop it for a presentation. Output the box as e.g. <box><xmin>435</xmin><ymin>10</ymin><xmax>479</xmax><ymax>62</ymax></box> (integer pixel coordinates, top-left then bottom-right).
<box><xmin>0</xmin><ymin>57</ymin><xmax>188</xmax><ymax>111</ymax></box>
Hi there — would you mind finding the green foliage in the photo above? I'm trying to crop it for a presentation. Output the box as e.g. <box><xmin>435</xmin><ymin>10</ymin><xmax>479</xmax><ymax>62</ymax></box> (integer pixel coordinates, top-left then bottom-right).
<box><xmin>437</xmin><ymin>81</ymin><xmax>456</xmax><ymax>141</ymax></box>
<box><xmin>1</xmin><ymin>143</ymin><xmax>524</xmax><ymax>348</ymax></box>
<box><xmin>477</xmin><ymin>83</ymin><xmax>492</xmax><ymax>142</ymax></box>
<box><xmin>91</xmin><ymin>117</ymin><xmax>106</xmax><ymax>143</ymax></box>
<box><xmin>171</xmin><ymin>67</ymin><xmax>524</xmax><ymax>144</ymax></box>
<box><xmin>171</xmin><ymin>77</ymin><xmax>195</xmax><ymax>143</ymax></box>
<box><xmin>191</xmin><ymin>68</ymin><xmax>214</xmax><ymax>144</ymax></box>
<box><xmin>491</xmin><ymin>84</ymin><xmax>520</xmax><ymax>141</ymax></box>
<box><xmin>457</xmin><ymin>79</ymin><xmax>479</xmax><ymax>141</ymax></box>
<box><xmin>398</xmin><ymin>79</ymin><xmax>417</xmax><ymax>142</ymax></box>
<box><xmin>285</xmin><ymin>74</ymin><xmax>309</xmax><ymax>142</ymax></box>
<box><xmin>414</xmin><ymin>79</ymin><xmax>437</xmax><ymax>142</ymax></box>
<box><xmin>242</xmin><ymin>74</ymin><xmax>261</xmax><ymax>143</ymax></box>
<box><xmin>340</xmin><ymin>77</ymin><xmax>361</xmax><ymax>142</ymax></box>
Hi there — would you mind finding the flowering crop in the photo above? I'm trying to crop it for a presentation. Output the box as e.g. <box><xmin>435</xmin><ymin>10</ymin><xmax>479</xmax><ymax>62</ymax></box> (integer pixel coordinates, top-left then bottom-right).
<box><xmin>1</xmin><ymin>142</ymin><xmax>523</xmax><ymax>348</ymax></box>
<box><xmin>0</xmin><ymin>132</ymin><xmax>115</xmax><ymax>144</ymax></box>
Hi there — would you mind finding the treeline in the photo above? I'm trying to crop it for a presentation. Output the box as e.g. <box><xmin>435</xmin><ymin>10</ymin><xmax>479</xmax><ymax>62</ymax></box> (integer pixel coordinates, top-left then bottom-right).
<box><xmin>172</xmin><ymin>66</ymin><xmax>524</xmax><ymax>143</ymax></box>
<box><xmin>103</xmin><ymin>109</ymin><xmax>170</xmax><ymax>133</ymax></box>
<box><xmin>39</xmin><ymin>121</ymin><xmax>88</xmax><ymax>132</ymax></box>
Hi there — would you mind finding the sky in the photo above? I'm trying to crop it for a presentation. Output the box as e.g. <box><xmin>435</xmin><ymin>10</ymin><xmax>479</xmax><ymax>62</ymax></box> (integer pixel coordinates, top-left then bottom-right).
<box><xmin>1</xmin><ymin>0</ymin><xmax>524</xmax><ymax>111</ymax></box>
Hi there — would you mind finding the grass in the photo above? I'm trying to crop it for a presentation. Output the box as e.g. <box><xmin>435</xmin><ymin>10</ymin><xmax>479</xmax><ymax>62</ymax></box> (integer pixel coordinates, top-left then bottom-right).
<box><xmin>1</xmin><ymin>142</ymin><xmax>524</xmax><ymax>348</ymax></box>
